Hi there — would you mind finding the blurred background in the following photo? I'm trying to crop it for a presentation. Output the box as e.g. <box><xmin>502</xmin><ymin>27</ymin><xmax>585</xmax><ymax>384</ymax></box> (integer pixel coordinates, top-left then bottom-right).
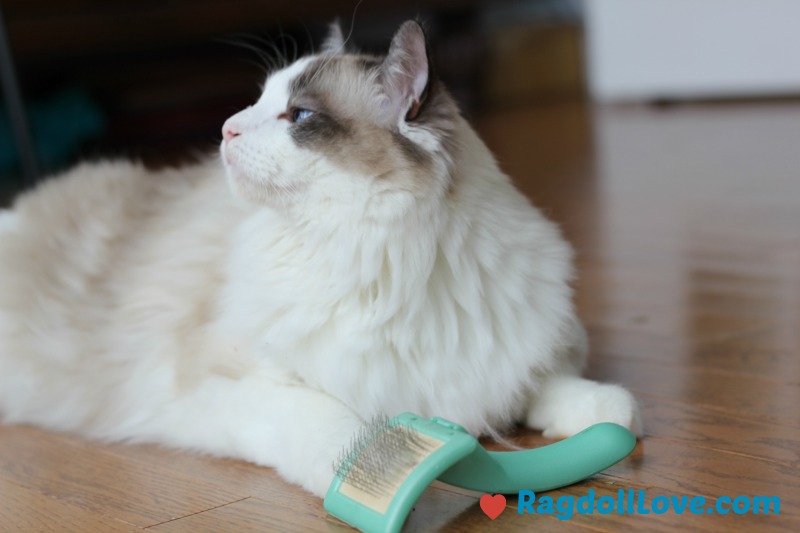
<box><xmin>2</xmin><ymin>0</ymin><xmax>800</xmax><ymax>203</ymax></box>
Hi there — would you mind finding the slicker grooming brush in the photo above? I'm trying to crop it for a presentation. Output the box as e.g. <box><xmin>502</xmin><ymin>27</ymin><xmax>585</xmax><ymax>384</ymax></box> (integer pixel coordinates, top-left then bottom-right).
<box><xmin>324</xmin><ymin>413</ymin><xmax>636</xmax><ymax>533</ymax></box>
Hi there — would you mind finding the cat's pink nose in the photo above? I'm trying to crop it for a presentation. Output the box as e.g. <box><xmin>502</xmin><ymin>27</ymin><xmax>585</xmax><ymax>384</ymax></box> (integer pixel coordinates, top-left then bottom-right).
<box><xmin>222</xmin><ymin>119</ymin><xmax>241</xmax><ymax>143</ymax></box>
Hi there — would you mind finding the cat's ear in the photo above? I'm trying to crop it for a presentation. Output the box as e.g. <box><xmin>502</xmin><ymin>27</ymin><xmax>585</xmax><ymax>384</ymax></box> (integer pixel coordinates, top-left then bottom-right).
<box><xmin>380</xmin><ymin>20</ymin><xmax>432</xmax><ymax>123</ymax></box>
<box><xmin>321</xmin><ymin>20</ymin><xmax>347</xmax><ymax>55</ymax></box>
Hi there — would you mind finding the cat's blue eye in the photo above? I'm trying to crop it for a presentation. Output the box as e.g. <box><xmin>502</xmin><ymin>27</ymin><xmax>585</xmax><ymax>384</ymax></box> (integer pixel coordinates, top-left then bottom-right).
<box><xmin>291</xmin><ymin>108</ymin><xmax>315</xmax><ymax>123</ymax></box>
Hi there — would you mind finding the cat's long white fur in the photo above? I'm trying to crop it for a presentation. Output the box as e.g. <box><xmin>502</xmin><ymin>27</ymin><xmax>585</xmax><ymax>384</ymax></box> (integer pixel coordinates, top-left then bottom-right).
<box><xmin>0</xmin><ymin>26</ymin><xmax>640</xmax><ymax>497</ymax></box>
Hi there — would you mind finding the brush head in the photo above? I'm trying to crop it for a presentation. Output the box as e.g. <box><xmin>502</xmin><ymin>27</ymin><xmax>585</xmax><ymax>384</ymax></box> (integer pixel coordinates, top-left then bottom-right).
<box><xmin>333</xmin><ymin>415</ymin><xmax>442</xmax><ymax>499</ymax></box>
<box><xmin>324</xmin><ymin>413</ymin><xmax>479</xmax><ymax>533</ymax></box>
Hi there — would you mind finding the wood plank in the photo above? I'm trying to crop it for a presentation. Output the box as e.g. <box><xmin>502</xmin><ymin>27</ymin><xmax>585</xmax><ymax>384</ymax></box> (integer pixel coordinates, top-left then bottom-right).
<box><xmin>585</xmin><ymin>327</ymin><xmax>800</xmax><ymax>384</ymax></box>
<box><xmin>585</xmin><ymin>357</ymin><xmax>800</xmax><ymax>425</ymax></box>
<box><xmin>600</xmin><ymin>439</ymin><xmax>799</xmax><ymax>518</ymax></box>
<box><xmin>0</xmin><ymin>477</ymin><xmax>141</xmax><ymax>532</ymax></box>
<box><xmin>0</xmin><ymin>425</ymin><xmax>246</xmax><ymax>528</ymax></box>
<box><xmin>147</xmin><ymin>487</ymin><xmax>484</xmax><ymax>533</ymax></box>
<box><xmin>145</xmin><ymin>497</ymin><xmax>343</xmax><ymax>533</ymax></box>
<box><xmin>579</xmin><ymin>299</ymin><xmax>792</xmax><ymax>343</ymax></box>
<box><xmin>96</xmin><ymin>441</ymin><xmax>331</xmax><ymax>521</ymax></box>
<box><xmin>634</xmin><ymin>395</ymin><xmax>799</xmax><ymax>465</ymax></box>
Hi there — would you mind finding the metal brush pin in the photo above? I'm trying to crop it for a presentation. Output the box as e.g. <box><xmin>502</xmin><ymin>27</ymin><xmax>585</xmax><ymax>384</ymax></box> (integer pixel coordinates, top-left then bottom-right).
<box><xmin>333</xmin><ymin>415</ymin><xmax>441</xmax><ymax>498</ymax></box>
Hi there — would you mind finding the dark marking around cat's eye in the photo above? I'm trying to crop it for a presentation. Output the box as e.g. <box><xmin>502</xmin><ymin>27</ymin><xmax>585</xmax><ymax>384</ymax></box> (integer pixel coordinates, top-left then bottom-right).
<box><xmin>290</xmin><ymin>112</ymin><xmax>351</xmax><ymax>148</ymax></box>
<box><xmin>284</xmin><ymin>52</ymin><xmax>459</xmax><ymax>186</ymax></box>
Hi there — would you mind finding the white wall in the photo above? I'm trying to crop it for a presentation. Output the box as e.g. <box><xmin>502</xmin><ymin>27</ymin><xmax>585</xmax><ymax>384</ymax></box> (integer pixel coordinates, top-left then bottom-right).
<box><xmin>584</xmin><ymin>0</ymin><xmax>800</xmax><ymax>101</ymax></box>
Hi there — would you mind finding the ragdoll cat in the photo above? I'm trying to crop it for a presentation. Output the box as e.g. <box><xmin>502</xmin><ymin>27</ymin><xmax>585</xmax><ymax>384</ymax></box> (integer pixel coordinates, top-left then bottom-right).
<box><xmin>0</xmin><ymin>21</ymin><xmax>640</xmax><ymax>497</ymax></box>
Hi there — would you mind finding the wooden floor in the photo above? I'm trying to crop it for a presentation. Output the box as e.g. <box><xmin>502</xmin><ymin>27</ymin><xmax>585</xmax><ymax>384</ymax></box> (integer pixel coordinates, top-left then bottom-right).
<box><xmin>2</xmin><ymin>100</ymin><xmax>798</xmax><ymax>531</ymax></box>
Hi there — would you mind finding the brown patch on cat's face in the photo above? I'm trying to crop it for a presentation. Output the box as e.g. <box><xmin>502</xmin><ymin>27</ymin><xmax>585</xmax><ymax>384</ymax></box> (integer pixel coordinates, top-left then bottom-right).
<box><xmin>286</xmin><ymin>55</ymin><xmax>458</xmax><ymax>191</ymax></box>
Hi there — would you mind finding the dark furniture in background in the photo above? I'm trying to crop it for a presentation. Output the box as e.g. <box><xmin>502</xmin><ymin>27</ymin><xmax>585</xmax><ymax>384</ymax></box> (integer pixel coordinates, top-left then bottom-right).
<box><xmin>1</xmin><ymin>0</ymin><xmax>583</xmax><ymax>201</ymax></box>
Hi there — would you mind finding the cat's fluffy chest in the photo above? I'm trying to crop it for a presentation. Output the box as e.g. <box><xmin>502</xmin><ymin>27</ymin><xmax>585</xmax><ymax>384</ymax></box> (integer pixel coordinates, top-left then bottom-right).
<box><xmin>211</xmin><ymin>193</ymin><xmax>571</xmax><ymax>434</ymax></box>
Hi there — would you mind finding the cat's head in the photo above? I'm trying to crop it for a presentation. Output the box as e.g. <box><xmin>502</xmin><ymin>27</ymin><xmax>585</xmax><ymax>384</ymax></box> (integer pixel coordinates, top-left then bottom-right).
<box><xmin>220</xmin><ymin>20</ymin><xmax>461</xmax><ymax>221</ymax></box>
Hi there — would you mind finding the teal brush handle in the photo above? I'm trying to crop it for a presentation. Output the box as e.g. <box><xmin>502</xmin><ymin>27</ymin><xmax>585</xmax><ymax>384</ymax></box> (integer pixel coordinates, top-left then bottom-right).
<box><xmin>438</xmin><ymin>422</ymin><xmax>636</xmax><ymax>494</ymax></box>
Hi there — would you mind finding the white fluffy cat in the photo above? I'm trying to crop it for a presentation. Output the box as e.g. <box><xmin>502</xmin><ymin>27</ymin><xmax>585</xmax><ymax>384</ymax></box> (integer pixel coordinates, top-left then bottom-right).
<box><xmin>0</xmin><ymin>21</ymin><xmax>640</xmax><ymax>497</ymax></box>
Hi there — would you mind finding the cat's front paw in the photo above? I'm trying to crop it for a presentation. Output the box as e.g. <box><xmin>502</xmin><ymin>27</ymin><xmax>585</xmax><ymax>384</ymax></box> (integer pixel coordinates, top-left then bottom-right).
<box><xmin>278</xmin><ymin>445</ymin><xmax>341</xmax><ymax>498</ymax></box>
<box><xmin>527</xmin><ymin>378</ymin><xmax>643</xmax><ymax>439</ymax></box>
<box><xmin>289</xmin><ymin>417</ymin><xmax>365</xmax><ymax>499</ymax></box>
<box><xmin>304</xmin><ymin>468</ymin><xmax>337</xmax><ymax>499</ymax></box>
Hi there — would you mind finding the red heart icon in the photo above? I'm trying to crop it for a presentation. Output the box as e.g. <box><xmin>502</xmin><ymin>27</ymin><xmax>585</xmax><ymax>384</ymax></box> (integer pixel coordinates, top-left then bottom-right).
<box><xmin>479</xmin><ymin>494</ymin><xmax>506</xmax><ymax>520</ymax></box>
